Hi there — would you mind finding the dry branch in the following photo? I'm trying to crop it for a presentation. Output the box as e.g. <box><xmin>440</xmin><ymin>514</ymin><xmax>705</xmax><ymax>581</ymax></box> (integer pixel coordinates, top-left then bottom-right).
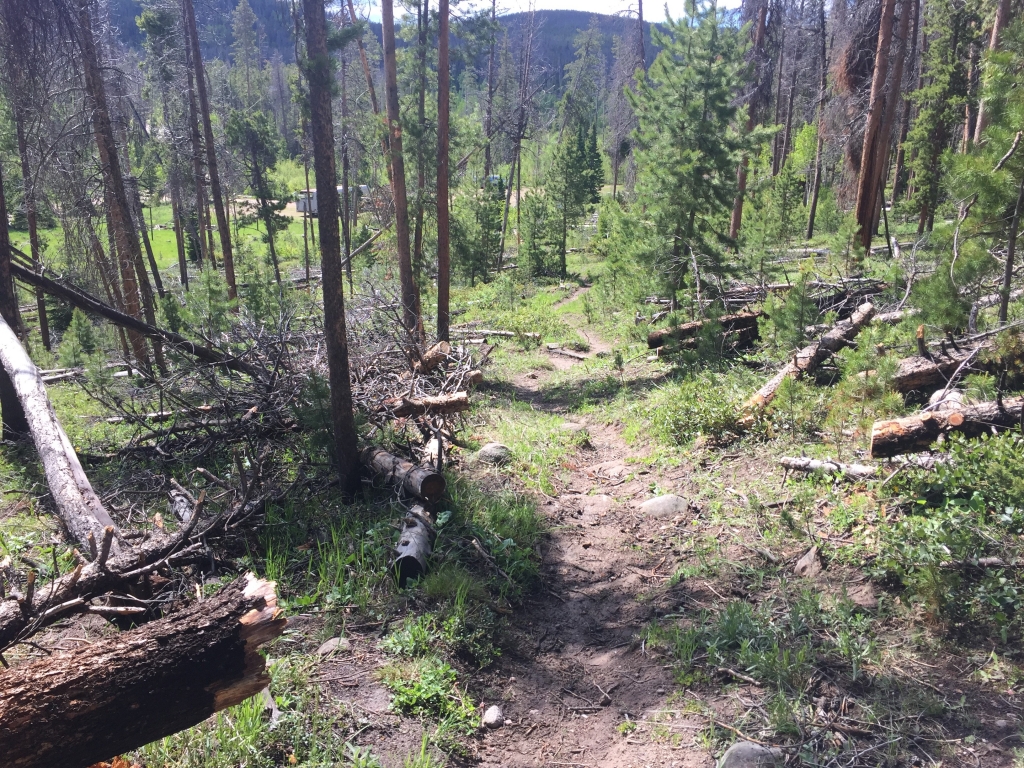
<box><xmin>779</xmin><ymin>456</ymin><xmax>877</xmax><ymax>479</ymax></box>
<box><xmin>870</xmin><ymin>396</ymin><xmax>1024</xmax><ymax>457</ymax></box>
<box><xmin>0</xmin><ymin>573</ymin><xmax>285</xmax><ymax>768</ymax></box>
<box><xmin>739</xmin><ymin>302</ymin><xmax>875</xmax><ymax>426</ymax></box>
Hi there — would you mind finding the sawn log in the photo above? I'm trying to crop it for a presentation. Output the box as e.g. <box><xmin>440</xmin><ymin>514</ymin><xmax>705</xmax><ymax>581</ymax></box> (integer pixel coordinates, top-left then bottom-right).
<box><xmin>779</xmin><ymin>456</ymin><xmax>877</xmax><ymax>479</ymax></box>
<box><xmin>385</xmin><ymin>391</ymin><xmax>469</xmax><ymax>418</ymax></box>
<box><xmin>870</xmin><ymin>396</ymin><xmax>1024</xmax><ymax>457</ymax></box>
<box><xmin>394</xmin><ymin>504</ymin><xmax>436</xmax><ymax>587</ymax></box>
<box><xmin>739</xmin><ymin>302</ymin><xmax>875</xmax><ymax>426</ymax></box>
<box><xmin>0</xmin><ymin>573</ymin><xmax>285</xmax><ymax>768</ymax></box>
<box><xmin>361</xmin><ymin>446</ymin><xmax>446</xmax><ymax>503</ymax></box>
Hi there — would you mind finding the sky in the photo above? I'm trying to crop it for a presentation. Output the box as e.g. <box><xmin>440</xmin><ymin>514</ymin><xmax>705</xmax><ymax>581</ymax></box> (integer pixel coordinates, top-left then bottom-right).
<box><xmin>358</xmin><ymin>0</ymin><xmax>741</xmax><ymax>23</ymax></box>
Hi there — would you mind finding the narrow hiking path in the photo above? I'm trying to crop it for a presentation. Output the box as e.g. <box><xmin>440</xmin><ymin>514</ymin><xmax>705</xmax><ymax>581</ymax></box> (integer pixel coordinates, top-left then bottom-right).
<box><xmin>469</xmin><ymin>342</ymin><xmax>717</xmax><ymax>768</ymax></box>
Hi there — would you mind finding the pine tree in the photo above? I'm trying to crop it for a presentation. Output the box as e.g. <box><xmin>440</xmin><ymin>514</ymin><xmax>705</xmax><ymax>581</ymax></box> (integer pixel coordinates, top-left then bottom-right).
<box><xmin>629</xmin><ymin>0</ymin><xmax>766</xmax><ymax>301</ymax></box>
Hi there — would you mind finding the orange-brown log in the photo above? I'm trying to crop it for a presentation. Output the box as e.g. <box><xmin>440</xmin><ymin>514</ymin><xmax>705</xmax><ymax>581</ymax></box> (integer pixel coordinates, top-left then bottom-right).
<box><xmin>0</xmin><ymin>574</ymin><xmax>285</xmax><ymax>768</ymax></box>
<box><xmin>361</xmin><ymin>446</ymin><xmax>446</xmax><ymax>503</ymax></box>
<box><xmin>648</xmin><ymin>312</ymin><xmax>761</xmax><ymax>349</ymax></box>
<box><xmin>870</xmin><ymin>396</ymin><xmax>1024</xmax><ymax>457</ymax></box>
<box><xmin>413</xmin><ymin>341</ymin><xmax>451</xmax><ymax>374</ymax></box>
<box><xmin>386</xmin><ymin>391</ymin><xmax>469</xmax><ymax>418</ymax></box>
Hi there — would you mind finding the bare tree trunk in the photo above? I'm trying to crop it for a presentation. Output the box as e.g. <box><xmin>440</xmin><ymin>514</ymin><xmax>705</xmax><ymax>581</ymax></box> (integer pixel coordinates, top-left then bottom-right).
<box><xmin>412</xmin><ymin>0</ymin><xmax>428</xmax><ymax>293</ymax></box>
<box><xmin>868</xmin><ymin>0</ymin><xmax>913</xmax><ymax>237</ymax></box>
<box><xmin>183</xmin><ymin>25</ymin><xmax>211</xmax><ymax>270</ymax></box>
<box><xmin>85</xmin><ymin>219</ymin><xmax>132</xmax><ymax>361</ymax></box>
<box><xmin>999</xmin><ymin>179</ymin><xmax>1024</xmax><ymax>323</ymax></box>
<box><xmin>973</xmin><ymin>0</ymin><xmax>1012</xmax><ymax>143</ymax></box>
<box><xmin>437</xmin><ymin>0</ymin><xmax>451</xmax><ymax>342</ymax></box>
<box><xmin>345</xmin><ymin>0</ymin><xmax>392</xmax><ymax>188</ymax></box>
<box><xmin>0</xmin><ymin>158</ymin><xmax>28</xmax><ymax>440</ymax></box>
<box><xmin>806</xmin><ymin>0</ymin><xmax>828</xmax><ymax>239</ymax></box>
<box><xmin>14</xmin><ymin>113</ymin><xmax>50</xmax><ymax>351</ymax></box>
<box><xmin>184</xmin><ymin>0</ymin><xmax>236</xmax><ymax>299</ymax></box>
<box><xmin>871</xmin><ymin>396</ymin><xmax>1024</xmax><ymax>457</ymax></box>
<box><xmin>483</xmin><ymin>0</ymin><xmax>497</xmax><ymax>178</ymax></box>
<box><xmin>0</xmin><ymin>574</ymin><xmax>285</xmax><ymax>768</ymax></box>
<box><xmin>171</xmin><ymin>180</ymin><xmax>189</xmax><ymax>290</ymax></box>
<box><xmin>341</xmin><ymin>54</ymin><xmax>353</xmax><ymax>292</ymax></box>
<box><xmin>854</xmin><ymin>0</ymin><xmax>898</xmax><ymax>250</ymax></box>
<box><xmin>76</xmin><ymin>0</ymin><xmax>151</xmax><ymax>371</ymax></box>
<box><xmin>771</xmin><ymin>23</ymin><xmax>787</xmax><ymax>176</ymax></box>
<box><xmin>381</xmin><ymin>0</ymin><xmax>420</xmax><ymax>340</ymax></box>
<box><xmin>303</xmin><ymin>0</ymin><xmax>361</xmax><ymax>494</ymax></box>
<box><xmin>637</xmin><ymin>0</ymin><xmax>645</xmax><ymax>68</ymax></box>
<box><xmin>730</xmin><ymin>0</ymin><xmax>768</xmax><ymax>240</ymax></box>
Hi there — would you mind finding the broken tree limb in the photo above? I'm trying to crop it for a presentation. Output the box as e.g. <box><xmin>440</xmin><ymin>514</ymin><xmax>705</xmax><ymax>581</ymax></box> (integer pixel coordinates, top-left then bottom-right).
<box><xmin>450</xmin><ymin>328</ymin><xmax>540</xmax><ymax>340</ymax></box>
<box><xmin>413</xmin><ymin>341</ymin><xmax>451</xmax><ymax>374</ymax></box>
<box><xmin>0</xmin><ymin>313</ymin><xmax>120</xmax><ymax>554</ymax></box>
<box><xmin>10</xmin><ymin>261</ymin><xmax>257</xmax><ymax>377</ymax></box>
<box><xmin>870</xmin><ymin>396</ymin><xmax>1024</xmax><ymax>457</ymax></box>
<box><xmin>385</xmin><ymin>391</ymin><xmax>470</xmax><ymax>418</ymax></box>
<box><xmin>394</xmin><ymin>504</ymin><xmax>436</xmax><ymax>587</ymax></box>
<box><xmin>361</xmin><ymin>446</ymin><xmax>446</xmax><ymax>503</ymax></box>
<box><xmin>0</xmin><ymin>573</ymin><xmax>285</xmax><ymax>768</ymax></box>
<box><xmin>779</xmin><ymin>456</ymin><xmax>878</xmax><ymax>480</ymax></box>
<box><xmin>739</xmin><ymin>302</ymin><xmax>875</xmax><ymax>426</ymax></box>
<box><xmin>647</xmin><ymin>312</ymin><xmax>761</xmax><ymax>349</ymax></box>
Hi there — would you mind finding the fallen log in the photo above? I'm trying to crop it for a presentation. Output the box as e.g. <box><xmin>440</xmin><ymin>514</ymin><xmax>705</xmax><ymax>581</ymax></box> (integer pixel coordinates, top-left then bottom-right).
<box><xmin>648</xmin><ymin>312</ymin><xmax>761</xmax><ymax>349</ymax></box>
<box><xmin>739</xmin><ymin>302</ymin><xmax>875</xmax><ymax>426</ymax></box>
<box><xmin>0</xmin><ymin>314</ymin><xmax>120</xmax><ymax>553</ymax></box>
<box><xmin>10</xmin><ymin>261</ymin><xmax>257</xmax><ymax>377</ymax></box>
<box><xmin>361</xmin><ymin>446</ymin><xmax>446</xmax><ymax>503</ymax></box>
<box><xmin>779</xmin><ymin>456</ymin><xmax>877</xmax><ymax>480</ymax></box>
<box><xmin>413</xmin><ymin>341</ymin><xmax>451</xmax><ymax>374</ymax></box>
<box><xmin>386</xmin><ymin>391</ymin><xmax>470</xmax><ymax>418</ymax></box>
<box><xmin>889</xmin><ymin>344</ymin><xmax>989</xmax><ymax>393</ymax></box>
<box><xmin>870</xmin><ymin>396</ymin><xmax>1024</xmax><ymax>457</ymax></box>
<box><xmin>394</xmin><ymin>505</ymin><xmax>436</xmax><ymax>587</ymax></box>
<box><xmin>450</xmin><ymin>328</ymin><xmax>540</xmax><ymax>340</ymax></box>
<box><xmin>0</xmin><ymin>573</ymin><xmax>285</xmax><ymax>768</ymax></box>
<box><xmin>547</xmin><ymin>345</ymin><xmax>588</xmax><ymax>361</ymax></box>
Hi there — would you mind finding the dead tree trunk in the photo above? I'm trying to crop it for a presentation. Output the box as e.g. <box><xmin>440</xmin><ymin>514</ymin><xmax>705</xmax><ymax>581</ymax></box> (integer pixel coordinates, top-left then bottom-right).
<box><xmin>0</xmin><ymin>312</ymin><xmax>120</xmax><ymax>552</ymax></box>
<box><xmin>10</xmin><ymin>260</ymin><xmax>257</xmax><ymax>376</ymax></box>
<box><xmin>739</xmin><ymin>302</ymin><xmax>875</xmax><ymax>425</ymax></box>
<box><xmin>437</xmin><ymin>0</ymin><xmax>451</xmax><ymax>342</ymax></box>
<box><xmin>395</xmin><ymin>505</ymin><xmax>436</xmax><ymax>586</ymax></box>
<box><xmin>0</xmin><ymin>574</ymin><xmax>285</xmax><ymax>768</ymax></box>
<box><xmin>647</xmin><ymin>312</ymin><xmax>761</xmax><ymax>349</ymax></box>
<box><xmin>806</xmin><ymin>0</ymin><xmax>829</xmax><ymax>239</ymax></box>
<box><xmin>14</xmin><ymin>113</ymin><xmax>50</xmax><ymax>350</ymax></box>
<box><xmin>779</xmin><ymin>456</ymin><xmax>878</xmax><ymax>479</ymax></box>
<box><xmin>999</xmin><ymin>179</ymin><xmax>1024</xmax><ymax>323</ymax></box>
<box><xmin>854</xmin><ymin>0</ymin><xmax>897</xmax><ymax>250</ymax></box>
<box><xmin>870</xmin><ymin>396</ymin><xmax>1024</xmax><ymax>457</ymax></box>
<box><xmin>0</xmin><ymin>158</ymin><xmax>28</xmax><ymax>440</ymax></box>
<box><xmin>887</xmin><ymin>342</ymin><xmax>992</xmax><ymax>393</ymax></box>
<box><xmin>973</xmin><ymin>0</ymin><xmax>1012</xmax><ymax>143</ymax></box>
<box><xmin>385</xmin><ymin>391</ymin><xmax>469</xmax><ymax>418</ymax></box>
<box><xmin>730</xmin><ymin>0</ymin><xmax>768</xmax><ymax>240</ymax></box>
<box><xmin>184</xmin><ymin>0</ymin><xmax>235</xmax><ymax>298</ymax></box>
<box><xmin>362</xmin><ymin>447</ymin><xmax>446</xmax><ymax>503</ymax></box>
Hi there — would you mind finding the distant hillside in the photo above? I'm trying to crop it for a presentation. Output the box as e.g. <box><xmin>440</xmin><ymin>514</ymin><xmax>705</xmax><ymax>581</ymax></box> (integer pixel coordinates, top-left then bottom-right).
<box><xmin>108</xmin><ymin>2</ymin><xmax>656</xmax><ymax>94</ymax></box>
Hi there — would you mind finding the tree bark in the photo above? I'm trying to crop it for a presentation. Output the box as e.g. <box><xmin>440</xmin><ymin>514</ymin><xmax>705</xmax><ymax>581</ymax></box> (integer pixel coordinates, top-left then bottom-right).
<box><xmin>870</xmin><ymin>396</ymin><xmax>1024</xmax><ymax>457</ymax></box>
<box><xmin>0</xmin><ymin>574</ymin><xmax>285</xmax><ymax>768</ymax></box>
<box><xmin>381</xmin><ymin>0</ymin><xmax>420</xmax><ymax>340</ymax></box>
<box><xmin>361</xmin><ymin>447</ymin><xmax>446</xmax><ymax>503</ymax></box>
<box><xmin>855</xmin><ymin>0</ymin><xmax>898</xmax><ymax>250</ymax></box>
<box><xmin>739</xmin><ymin>302</ymin><xmax>876</xmax><ymax>425</ymax></box>
<box><xmin>806</xmin><ymin>0</ymin><xmax>829</xmax><ymax>239</ymax></box>
<box><xmin>0</xmin><ymin>312</ymin><xmax>119</xmax><ymax>552</ymax></box>
<box><xmin>973</xmin><ymin>0</ymin><xmax>1011</xmax><ymax>143</ymax></box>
<box><xmin>0</xmin><ymin>158</ymin><xmax>28</xmax><ymax>440</ymax></box>
<box><xmin>184</xmin><ymin>0</ymin><xmax>235</xmax><ymax>298</ymax></box>
<box><xmin>437</xmin><ymin>0</ymin><xmax>451</xmax><ymax>341</ymax></box>
<box><xmin>647</xmin><ymin>311</ymin><xmax>761</xmax><ymax>349</ymax></box>
<box><xmin>999</xmin><ymin>179</ymin><xmax>1024</xmax><ymax>323</ymax></box>
<box><xmin>76</xmin><ymin>0</ymin><xmax>151</xmax><ymax>371</ymax></box>
<box><xmin>303</xmin><ymin>0</ymin><xmax>361</xmax><ymax>495</ymax></box>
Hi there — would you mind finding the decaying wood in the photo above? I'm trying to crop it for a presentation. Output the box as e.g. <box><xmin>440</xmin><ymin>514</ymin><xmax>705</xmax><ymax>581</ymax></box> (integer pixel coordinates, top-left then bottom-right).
<box><xmin>739</xmin><ymin>302</ymin><xmax>875</xmax><ymax>426</ymax></box>
<box><xmin>10</xmin><ymin>260</ymin><xmax>257</xmax><ymax>377</ymax></box>
<box><xmin>413</xmin><ymin>341</ymin><xmax>451</xmax><ymax>373</ymax></box>
<box><xmin>361</xmin><ymin>446</ymin><xmax>446</xmax><ymax>503</ymax></box>
<box><xmin>889</xmin><ymin>343</ymin><xmax>991</xmax><ymax>393</ymax></box>
<box><xmin>779</xmin><ymin>456</ymin><xmax>877</xmax><ymax>479</ymax></box>
<box><xmin>0</xmin><ymin>313</ymin><xmax>120</xmax><ymax>553</ymax></box>
<box><xmin>385</xmin><ymin>391</ymin><xmax>469</xmax><ymax>418</ymax></box>
<box><xmin>547</xmin><ymin>345</ymin><xmax>588</xmax><ymax>361</ymax></box>
<box><xmin>647</xmin><ymin>312</ymin><xmax>761</xmax><ymax>349</ymax></box>
<box><xmin>0</xmin><ymin>573</ymin><xmax>285</xmax><ymax>768</ymax></box>
<box><xmin>450</xmin><ymin>328</ymin><xmax>540</xmax><ymax>340</ymax></box>
<box><xmin>870</xmin><ymin>396</ymin><xmax>1024</xmax><ymax>457</ymax></box>
<box><xmin>394</xmin><ymin>504</ymin><xmax>436</xmax><ymax>587</ymax></box>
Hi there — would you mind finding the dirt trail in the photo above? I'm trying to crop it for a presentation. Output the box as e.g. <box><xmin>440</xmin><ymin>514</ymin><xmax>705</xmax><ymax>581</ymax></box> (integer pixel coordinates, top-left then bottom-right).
<box><xmin>475</xmin><ymin>357</ymin><xmax>714</xmax><ymax>768</ymax></box>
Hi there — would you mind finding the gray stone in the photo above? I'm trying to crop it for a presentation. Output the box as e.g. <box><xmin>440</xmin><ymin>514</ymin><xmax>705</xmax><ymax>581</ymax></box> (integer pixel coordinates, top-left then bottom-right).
<box><xmin>717</xmin><ymin>742</ymin><xmax>784</xmax><ymax>767</ymax></box>
<box><xmin>640</xmin><ymin>494</ymin><xmax>689</xmax><ymax>519</ymax></box>
<box><xmin>316</xmin><ymin>636</ymin><xmax>351</xmax><ymax>656</ymax></box>
<box><xmin>477</xmin><ymin>443</ymin><xmax>512</xmax><ymax>465</ymax></box>
<box><xmin>583</xmin><ymin>494</ymin><xmax>615</xmax><ymax>516</ymax></box>
<box><xmin>482</xmin><ymin>704</ymin><xmax>504</xmax><ymax>728</ymax></box>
